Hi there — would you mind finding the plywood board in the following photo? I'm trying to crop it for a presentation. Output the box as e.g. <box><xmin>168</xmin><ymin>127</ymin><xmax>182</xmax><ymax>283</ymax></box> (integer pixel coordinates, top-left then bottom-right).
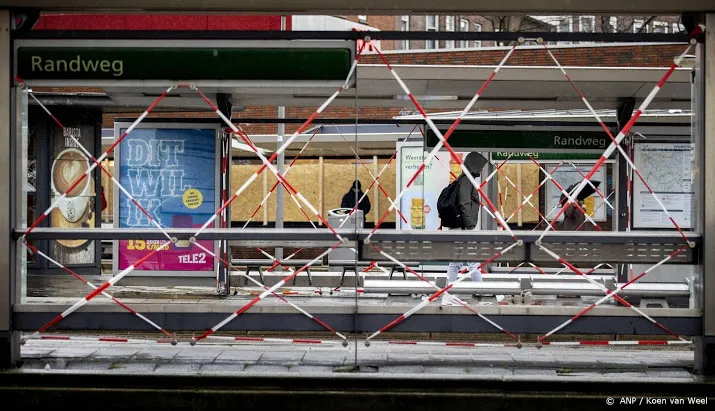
<box><xmin>229</xmin><ymin>161</ymin><xmax>266</xmax><ymax>222</ymax></box>
<box><xmin>497</xmin><ymin>164</ymin><xmax>540</xmax><ymax>225</ymax></box>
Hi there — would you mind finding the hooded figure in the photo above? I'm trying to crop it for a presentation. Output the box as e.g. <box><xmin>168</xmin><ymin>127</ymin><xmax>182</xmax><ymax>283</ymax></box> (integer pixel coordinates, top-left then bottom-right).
<box><xmin>341</xmin><ymin>179</ymin><xmax>371</xmax><ymax>216</ymax></box>
<box><xmin>560</xmin><ymin>181</ymin><xmax>599</xmax><ymax>231</ymax></box>
<box><xmin>455</xmin><ymin>152</ymin><xmax>488</xmax><ymax>230</ymax></box>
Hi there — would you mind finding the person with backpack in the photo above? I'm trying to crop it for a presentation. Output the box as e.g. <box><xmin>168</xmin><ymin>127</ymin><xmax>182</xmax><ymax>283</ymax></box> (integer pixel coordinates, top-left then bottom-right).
<box><xmin>437</xmin><ymin>152</ymin><xmax>489</xmax><ymax>306</ymax></box>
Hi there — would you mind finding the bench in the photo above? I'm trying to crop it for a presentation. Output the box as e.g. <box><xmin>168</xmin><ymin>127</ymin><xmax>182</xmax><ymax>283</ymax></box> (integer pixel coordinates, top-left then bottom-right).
<box><xmin>231</xmin><ymin>258</ymin><xmax>316</xmax><ymax>285</ymax></box>
<box><xmin>330</xmin><ymin>260</ymin><xmax>422</xmax><ymax>286</ymax></box>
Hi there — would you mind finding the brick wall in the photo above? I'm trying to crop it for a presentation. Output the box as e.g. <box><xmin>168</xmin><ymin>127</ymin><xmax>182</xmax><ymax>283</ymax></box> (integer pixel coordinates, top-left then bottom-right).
<box><xmin>359</xmin><ymin>43</ymin><xmax>683</xmax><ymax>67</ymax></box>
<box><xmin>341</xmin><ymin>15</ymin><xmax>397</xmax><ymax>50</ymax></box>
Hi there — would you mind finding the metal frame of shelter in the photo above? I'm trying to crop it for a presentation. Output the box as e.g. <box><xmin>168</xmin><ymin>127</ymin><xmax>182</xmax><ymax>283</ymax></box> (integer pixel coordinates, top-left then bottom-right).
<box><xmin>1</xmin><ymin>10</ymin><xmax>714</xmax><ymax>376</ymax></box>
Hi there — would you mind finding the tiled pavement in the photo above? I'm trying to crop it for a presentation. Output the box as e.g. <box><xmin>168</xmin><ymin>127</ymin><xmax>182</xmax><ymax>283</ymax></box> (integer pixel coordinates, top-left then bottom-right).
<box><xmin>15</xmin><ymin>338</ymin><xmax>699</xmax><ymax>381</ymax></box>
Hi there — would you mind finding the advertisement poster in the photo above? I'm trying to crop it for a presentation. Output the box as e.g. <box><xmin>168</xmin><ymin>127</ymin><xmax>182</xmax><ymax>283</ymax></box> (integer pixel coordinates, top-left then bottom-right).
<box><xmin>50</xmin><ymin>123</ymin><xmax>97</xmax><ymax>265</ymax></box>
<box><xmin>398</xmin><ymin>143</ymin><xmax>479</xmax><ymax>230</ymax></box>
<box><xmin>545</xmin><ymin>164</ymin><xmax>607</xmax><ymax>222</ymax></box>
<box><xmin>633</xmin><ymin>142</ymin><xmax>693</xmax><ymax>229</ymax></box>
<box><xmin>116</xmin><ymin>126</ymin><xmax>217</xmax><ymax>272</ymax></box>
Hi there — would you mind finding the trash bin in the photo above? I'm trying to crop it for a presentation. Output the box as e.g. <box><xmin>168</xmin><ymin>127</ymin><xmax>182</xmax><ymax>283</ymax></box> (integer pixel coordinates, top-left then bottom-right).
<box><xmin>327</xmin><ymin>208</ymin><xmax>363</xmax><ymax>266</ymax></box>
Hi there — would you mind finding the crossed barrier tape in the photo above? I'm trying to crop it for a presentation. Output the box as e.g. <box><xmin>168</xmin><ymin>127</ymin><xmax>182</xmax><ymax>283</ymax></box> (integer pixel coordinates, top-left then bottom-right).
<box><xmin>18</xmin><ymin>27</ymin><xmax>704</xmax><ymax>349</ymax></box>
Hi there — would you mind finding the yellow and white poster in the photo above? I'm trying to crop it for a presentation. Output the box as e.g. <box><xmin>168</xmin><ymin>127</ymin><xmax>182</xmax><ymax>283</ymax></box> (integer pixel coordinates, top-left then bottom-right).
<box><xmin>397</xmin><ymin>142</ymin><xmax>480</xmax><ymax>230</ymax></box>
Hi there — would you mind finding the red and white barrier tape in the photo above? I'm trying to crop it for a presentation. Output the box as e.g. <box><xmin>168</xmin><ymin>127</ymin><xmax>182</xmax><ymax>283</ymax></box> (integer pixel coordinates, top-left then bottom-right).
<box><xmin>334</xmin><ymin>126</ymin><xmax>408</xmax><ymax>223</ymax></box>
<box><xmin>37</xmin><ymin>240</ymin><xmax>174</xmax><ymax>334</ymax></box>
<box><xmin>337</xmin><ymin>126</ymin><xmax>419</xmax><ymax>229</ymax></box>
<box><xmin>243</xmin><ymin>129</ymin><xmax>320</xmax><ymax>228</ymax></box>
<box><xmin>192</xmin><ymin>42</ymin><xmax>367</xmax><ymax>240</ymax></box>
<box><xmin>543</xmin><ymin>46</ymin><xmax>693</xmax><ymax>240</ymax></box>
<box><xmin>510</xmin><ymin>161</ymin><xmax>564</xmax><ymax>225</ymax></box>
<box><xmin>192</xmin><ymin>88</ymin><xmax>342</xmax><ymax>241</ymax></box>
<box><xmin>536</xmin><ymin>25</ymin><xmax>704</xmax><ymax>242</ymax></box>
<box><xmin>574</xmin><ymin>190</ymin><xmax>615</xmax><ymax>231</ymax></box>
<box><xmin>530</xmin><ymin>157</ymin><xmax>602</xmax><ymax>231</ymax></box>
<box><xmin>22</xmin><ymin>85</ymin><xmax>176</xmax><ymax>239</ymax></box>
<box><xmin>541</xmin><ymin>339</ymin><xmax>692</xmax><ymax>347</ymax></box>
<box><xmin>538</xmin><ymin>244</ymin><xmax>685</xmax><ymax>341</ymax></box>
<box><xmin>25</xmin><ymin>87</ymin><xmax>178</xmax><ymax>334</ymax></box>
<box><xmin>366</xmin><ymin>42</ymin><xmax>520</xmax><ymax>242</ymax></box>
<box><xmin>494</xmin><ymin>161</ymin><xmax>553</xmax><ymax>229</ymax></box>
<box><xmin>366</xmin><ymin>241</ymin><xmax>522</xmax><ymax>342</ymax></box>
<box><xmin>24</xmin><ymin>243</ymin><xmax>174</xmax><ymax>340</ymax></box>
<box><xmin>567</xmin><ymin>162</ymin><xmax>614</xmax><ymax>210</ymax></box>
<box><xmin>23</xmin><ymin>334</ymin><xmax>693</xmax><ymax>349</ymax></box>
<box><xmin>382</xmin><ymin>340</ymin><xmax>520</xmax><ymax>348</ymax></box>
<box><xmin>204</xmin><ymin>335</ymin><xmax>342</xmax><ymax>345</ymax></box>
<box><xmin>191</xmin><ymin>242</ymin><xmax>343</xmax><ymax>344</ymax></box>
<box><xmin>23</xmin><ymin>334</ymin><xmax>176</xmax><ymax>345</ymax></box>
<box><xmin>192</xmin><ymin>241</ymin><xmax>347</xmax><ymax>340</ymax></box>
<box><xmin>538</xmin><ymin>245</ymin><xmax>691</xmax><ymax>343</ymax></box>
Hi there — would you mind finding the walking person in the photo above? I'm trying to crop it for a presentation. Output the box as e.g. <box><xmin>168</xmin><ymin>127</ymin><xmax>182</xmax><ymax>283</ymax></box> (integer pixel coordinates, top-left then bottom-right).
<box><xmin>437</xmin><ymin>152</ymin><xmax>488</xmax><ymax>306</ymax></box>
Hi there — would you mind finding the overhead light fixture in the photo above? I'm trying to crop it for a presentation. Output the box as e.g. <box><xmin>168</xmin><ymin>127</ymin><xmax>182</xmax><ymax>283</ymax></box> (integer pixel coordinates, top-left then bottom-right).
<box><xmin>678</xmin><ymin>55</ymin><xmax>696</xmax><ymax>68</ymax></box>
<box><xmin>232</xmin><ymin>138</ymin><xmax>272</xmax><ymax>154</ymax></box>
<box><xmin>395</xmin><ymin>95</ymin><xmax>459</xmax><ymax>101</ymax></box>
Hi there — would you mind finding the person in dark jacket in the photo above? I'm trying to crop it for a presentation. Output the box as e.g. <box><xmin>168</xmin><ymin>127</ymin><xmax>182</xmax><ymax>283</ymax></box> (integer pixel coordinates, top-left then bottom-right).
<box><xmin>340</xmin><ymin>179</ymin><xmax>371</xmax><ymax>218</ymax></box>
<box><xmin>562</xmin><ymin>200</ymin><xmax>587</xmax><ymax>230</ymax></box>
<box><xmin>442</xmin><ymin>152</ymin><xmax>488</xmax><ymax>305</ymax></box>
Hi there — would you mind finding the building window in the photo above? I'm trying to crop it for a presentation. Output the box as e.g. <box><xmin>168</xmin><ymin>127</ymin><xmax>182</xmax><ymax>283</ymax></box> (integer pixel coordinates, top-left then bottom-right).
<box><xmin>557</xmin><ymin>16</ymin><xmax>573</xmax><ymax>32</ymax></box>
<box><xmin>652</xmin><ymin>21</ymin><xmax>668</xmax><ymax>33</ymax></box>
<box><xmin>459</xmin><ymin>18</ymin><xmax>469</xmax><ymax>48</ymax></box>
<box><xmin>633</xmin><ymin>19</ymin><xmax>645</xmax><ymax>33</ymax></box>
<box><xmin>400</xmin><ymin>15</ymin><xmax>410</xmax><ymax>50</ymax></box>
<box><xmin>673</xmin><ymin>22</ymin><xmax>686</xmax><ymax>33</ymax></box>
<box><xmin>357</xmin><ymin>15</ymin><xmax>367</xmax><ymax>23</ymax></box>
<box><xmin>608</xmin><ymin>16</ymin><xmax>618</xmax><ymax>33</ymax></box>
<box><xmin>579</xmin><ymin>16</ymin><xmax>595</xmax><ymax>32</ymax></box>
<box><xmin>445</xmin><ymin>16</ymin><xmax>455</xmax><ymax>48</ymax></box>
<box><xmin>474</xmin><ymin>23</ymin><xmax>482</xmax><ymax>48</ymax></box>
<box><xmin>556</xmin><ymin>16</ymin><xmax>573</xmax><ymax>44</ymax></box>
<box><xmin>579</xmin><ymin>15</ymin><xmax>595</xmax><ymax>44</ymax></box>
<box><xmin>494</xmin><ymin>28</ymin><xmax>506</xmax><ymax>47</ymax></box>
<box><xmin>426</xmin><ymin>15</ymin><xmax>438</xmax><ymax>49</ymax></box>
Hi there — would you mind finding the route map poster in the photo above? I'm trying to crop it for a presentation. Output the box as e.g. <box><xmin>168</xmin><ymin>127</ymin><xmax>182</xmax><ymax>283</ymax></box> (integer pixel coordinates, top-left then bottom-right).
<box><xmin>115</xmin><ymin>126</ymin><xmax>217</xmax><ymax>272</ymax></box>
<box><xmin>633</xmin><ymin>142</ymin><xmax>693</xmax><ymax>229</ymax></box>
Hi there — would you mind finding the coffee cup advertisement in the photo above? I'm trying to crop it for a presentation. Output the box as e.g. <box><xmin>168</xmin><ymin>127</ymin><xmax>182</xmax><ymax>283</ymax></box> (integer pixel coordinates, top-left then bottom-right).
<box><xmin>49</xmin><ymin>125</ymin><xmax>96</xmax><ymax>265</ymax></box>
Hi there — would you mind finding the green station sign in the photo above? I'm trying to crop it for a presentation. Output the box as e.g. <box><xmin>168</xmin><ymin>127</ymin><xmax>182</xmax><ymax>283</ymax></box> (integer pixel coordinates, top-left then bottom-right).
<box><xmin>425</xmin><ymin>129</ymin><xmax>612</xmax><ymax>153</ymax></box>
<box><xmin>16</xmin><ymin>46</ymin><xmax>353</xmax><ymax>81</ymax></box>
<box><xmin>491</xmin><ymin>152</ymin><xmax>605</xmax><ymax>161</ymax></box>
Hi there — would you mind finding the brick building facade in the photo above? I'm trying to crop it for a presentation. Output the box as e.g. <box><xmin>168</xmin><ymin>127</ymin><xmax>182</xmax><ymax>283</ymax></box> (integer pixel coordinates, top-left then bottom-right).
<box><xmin>340</xmin><ymin>14</ymin><xmax>685</xmax><ymax>51</ymax></box>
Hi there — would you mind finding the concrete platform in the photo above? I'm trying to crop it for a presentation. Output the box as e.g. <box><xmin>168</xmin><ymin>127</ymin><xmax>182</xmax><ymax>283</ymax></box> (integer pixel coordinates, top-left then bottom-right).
<box><xmin>13</xmin><ymin>337</ymin><xmax>700</xmax><ymax>378</ymax></box>
<box><xmin>2</xmin><ymin>336</ymin><xmax>713</xmax><ymax>411</ymax></box>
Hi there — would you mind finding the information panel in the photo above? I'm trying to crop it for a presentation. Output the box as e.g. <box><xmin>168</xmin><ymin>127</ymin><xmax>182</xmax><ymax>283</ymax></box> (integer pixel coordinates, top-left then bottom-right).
<box><xmin>398</xmin><ymin>143</ymin><xmax>480</xmax><ymax>230</ymax></box>
<box><xmin>633</xmin><ymin>142</ymin><xmax>693</xmax><ymax>229</ymax></box>
<box><xmin>114</xmin><ymin>124</ymin><xmax>218</xmax><ymax>274</ymax></box>
<box><xmin>545</xmin><ymin>164</ymin><xmax>607</xmax><ymax>222</ymax></box>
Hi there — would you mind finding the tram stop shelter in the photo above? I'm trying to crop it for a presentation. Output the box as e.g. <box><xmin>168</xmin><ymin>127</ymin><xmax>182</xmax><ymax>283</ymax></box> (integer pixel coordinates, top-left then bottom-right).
<box><xmin>2</xmin><ymin>4</ymin><xmax>715</xmax><ymax>407</ymax></box>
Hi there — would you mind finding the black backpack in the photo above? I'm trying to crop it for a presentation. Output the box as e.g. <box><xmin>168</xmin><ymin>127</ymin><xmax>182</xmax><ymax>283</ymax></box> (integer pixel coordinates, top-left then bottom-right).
<box><xmin>437</xmin><ymin>175</ymin><xmax>462</xmax><ymax>228</ymax></box>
